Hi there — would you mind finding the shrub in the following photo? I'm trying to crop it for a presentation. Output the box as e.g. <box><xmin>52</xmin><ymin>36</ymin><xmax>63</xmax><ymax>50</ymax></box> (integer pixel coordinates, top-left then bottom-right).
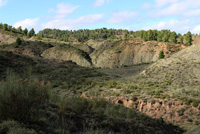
<box><xmin>9</xmin><ymin>128</ymin><xmax>37</xmax><ymax>134</ymax></box>
<box><xmin>192</xmin><ymin>100</ymin><xmax>200</xmax><ymax>107</ymax></box>
<box><xmin>16</xmin><ymin>38</ymin><xmax>22</xmax><ymax>47</ymax></box>
<box><xmin>0</xmin><ymin>120</ymin><xmax>20</xmax><ymax>134</ymax></box>
<box><xmin>0</xmin><ymin>120</ymin><xmax>37</xmax><ymax>134</ymax></box>
<box><xmin>0</xmin><ymin>72</ymin><xmax>49</xmax><ymax>123</ymax></box>
<box><xmin>107</xmin><ymin>80</ymin><xmax>118</xmax><ymax>88</ymax></box>
<box><xmin>177</xmin><ymin>108</ymin><xmax>185</xmax><ymax>116</ymax></box>
<box><xmin>184</xmin><ymin>98</ymin><xmax>193</xmax><ymax>106</ymax></box>
<box><xmin>159</xmin><ymin>50</ymin><xmax>165</xmax><ymax>59</ymax></box>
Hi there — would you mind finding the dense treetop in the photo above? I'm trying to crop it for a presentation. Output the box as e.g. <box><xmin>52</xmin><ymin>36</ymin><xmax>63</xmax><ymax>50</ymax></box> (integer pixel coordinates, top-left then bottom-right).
<box><xmin>0</xmin><ymin>23</ymin><xmax>35</xmax><ymax>37</ymax></box>
<box><xmin>38</xmin><ymin>28</ymin><xmax>189</xmax><ymax>44</ymax></box>
<box><xmin>0</xmin><ymin>22</ymin><xmax>194</xmax><ymax>45</ymax></box>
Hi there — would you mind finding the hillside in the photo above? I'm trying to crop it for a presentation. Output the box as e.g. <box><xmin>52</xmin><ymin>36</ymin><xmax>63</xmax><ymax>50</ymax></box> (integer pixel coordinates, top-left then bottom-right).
<box><xmin>0</xmin><ymin>29</ymin><xmax>199</xmax><ymax>133</ymax></box>
<box><xmin>140</xmin><ymin>42</ymin><xmax>200</xmax><ymax>98</ymax></box>
<box><xmin>90</xmin><ymin>40</ymin><xmax>184</xmax><ymax>68</ymax></box>
<box><xmin>0</xmin><ymin>50</ymin><xmax>183</xmax><ymax>134</ymax></box>
<box><xmin>40</xmin><ymin>39</ymin><xmax>184</xmax><ymax>68</ymax></box>
<box><xmin>0</xmin><ymin>32</ymin><xmax>16</xmax><ymax>45</ymax></box>
<box><xmin>41</xmin><ymin>45</ymin><xmax>92</xmax><ymax>67</ymax></box>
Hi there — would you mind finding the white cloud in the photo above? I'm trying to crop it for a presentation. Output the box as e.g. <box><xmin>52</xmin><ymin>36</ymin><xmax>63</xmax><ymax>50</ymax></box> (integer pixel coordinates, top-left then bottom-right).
<box><xmin>93</xmin><ymin>0</ymin><xmax>105</xmax><ymax>7</ymax></box>
<box><xmin>93</xmin><ymin>0</ymin><xmax>110</xmax><ymax>7</ymax></box>
<box><xmin>41</xmin><ymin>14</ymin><xmax>104</xmax><ymax>30</ymax></box>
<box><xmin>185</xmin><ymin>9</ymin><xmax>200</xmax><ymax>17</ymax></box>
<box><xmin>151</xmin><ymin>0</ymin><xmax>200</xmax><ymax>17</ymax></box>
<box><xmin>0</xmin><ymin>0</ymin><xmax>7</xmax><ymax>7</ymax></box>
<box><xmin>154</xmin><ymin>0</ymin><xmax>181</xmax><ymax>7</ymax></box>
<box><xmin>13</xmin><ymin>18</ymin><xmax>39</xmax><ymax>29</ymax></box>
<box><xmin>108</xmin><ymin>11</ymin><xmax>138</xmax><ymax>24</ymax></box>
<box><xmin>143</xmin><ymin>19</ymin><xmax>192</xmax><ymax>33</ymax></box>
<box><xmin>140</xmin><ymin>3</ymin><xmax>151</xmax><ymax>10</ymax></box>
<box><xmin>191</xmin><ymin>25</ymin><xmax>200</xmax><ymax>34</ymax></box>
<box><xmin>49</xmin><ymin>3</ymin><xmax>80</xmax><ymax>19</ymax></box>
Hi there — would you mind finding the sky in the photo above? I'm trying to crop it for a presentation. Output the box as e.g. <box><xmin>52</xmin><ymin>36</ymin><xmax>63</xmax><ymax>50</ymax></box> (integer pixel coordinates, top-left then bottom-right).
<box><xmin>1</xmin><ymin>0</ymin><xmax>200</xmax><ymax>34</ymax></box>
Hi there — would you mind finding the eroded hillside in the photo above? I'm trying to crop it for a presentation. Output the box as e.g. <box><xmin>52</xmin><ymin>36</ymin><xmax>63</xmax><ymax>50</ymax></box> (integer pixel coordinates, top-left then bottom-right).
<box><xmin>141</xmin><ymin>42</ymin><xmax>200</xmax><ymax>99</ymax></box>
<box><xmin>0</xmin><ymin>30</ymin><xmax>199</xmax><ymax>133</ymax></box>
<box><xmin>90</xmin><ymin>40</ymin><xmax>184</xmax><ymax>68</ymax></box>
<box><xmin>40</xmin><ymin>40</ymin><xmax>184</xmax><ymax>68</ymax></box>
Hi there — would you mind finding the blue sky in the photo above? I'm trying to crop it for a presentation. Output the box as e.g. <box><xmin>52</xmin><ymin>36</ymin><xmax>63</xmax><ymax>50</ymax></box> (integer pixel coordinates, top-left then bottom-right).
<box><xmin>1</xmin><ymin>0</ymin><xmax>200</xmax><ymax>33</ymax></box>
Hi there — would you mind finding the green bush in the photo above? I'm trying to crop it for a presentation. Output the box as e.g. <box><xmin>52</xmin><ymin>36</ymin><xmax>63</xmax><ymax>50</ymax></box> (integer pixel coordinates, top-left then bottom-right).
<box><xmin>16</xmin><ymin>37</ymin><xmax>22</xmax><ymax>47</ymax></box>
<box><xmin>0</xmin><ymin>120</ymin><xmax>20</xmax><ymax>134</ymax></box>
<box><xmin>107</xmin><ymin>80</ymin><xmax>118</xmax><ymax>88</ymax></box>
<box><xmin>192</xmin><ymin>100</ymin><xmax>200</xmax><ymax>107</ymax></box>
<box><xmin>0</xmin><ymin>120</ymin><xmax>37</xmax><ymax>134</ymax></box>
<box><xmin>0</xmin><ymin>72</ymin><xmax>49</xmax><ymax>122</ymax></box>
<box><xmin>177</xmin><ymin>108</ymin><xmax>185</xmax><ymax>116</ymax></box>
<box><xmin>184</xmin><ymin>98</ymin><xmax>193</xmax><ymax>106</ymax></box>
<box><xmin>9</xmin><ymin>128</ymin><xmax>37</xmax><ymax>134</ymax></box>
<box><xmin>159</xmin><ymin>50</ymin><xmax>165</xmax><ymax>59</ymax></box>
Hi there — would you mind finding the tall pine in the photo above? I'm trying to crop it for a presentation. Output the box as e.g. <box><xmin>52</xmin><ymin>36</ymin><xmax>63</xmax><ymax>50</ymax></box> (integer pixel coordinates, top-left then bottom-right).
<box><xmin>28</xmin><ymin>28</ymin><xmax>35</xmax><ymax>37</ymax></box>
<box><xmin>185</xmin><ymin>31</ymin><xmax>192</xmax><ymax>46</ymax></box>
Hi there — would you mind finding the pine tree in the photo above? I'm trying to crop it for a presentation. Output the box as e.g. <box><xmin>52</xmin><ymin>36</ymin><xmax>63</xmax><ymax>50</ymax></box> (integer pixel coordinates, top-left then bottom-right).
<box><xmin>3</xmin><ymin>24</ymin><xmax>8</xmax><ymax>31</ymax></box>
<box><xmin>8</xmin><ymin>26</ymin><xmax>12</xmax><ymax>31</ymax></box>
<box><xmin>163</xmin><ymin>33</ymin><xmax>169</xmax><ymax>42</ymax></box>
<box><xmin>0</xmin><ymin>23</ymin><xmax>3</xmax><ymax>29</ymax></box>
<box><xmin>157</xmin><ymin>34</ymin><xmax>162</xmax><ymax>42</ymax></box>
<box><xmin>185</xmin><ymin>31</ymin><xmax>192</xmax><ymax>45</ymax></box>
<box><xmin>179</xmin><ymin>36</ymin><xmax>184</xmax><ymax>44</ymax></box>
<box><xmin>147</xmin><ymin>30</ymin><xmax>153</xmax><ymax>41</ymax></box>
<box><xmin>23</xmin><ymin>28</ymin><xmax>28</xmax><ymax>36</ymax></box>
<box><xmin>28</xmin><ymin>28</ymin><xmax>35</xmax><ymax>37</ymax></box>
<box><xmin>140</xmin><ymin>30</ymin><xmax>144</xmax><ymax>39</ymax></box>
<box><xmin>17</xmin><ymin>26</ymin><xmax>22</xmax><ymax>32</ymax></box>
<box><xmin>170</xmin><ymin>31</ymin><xmax>177</xmax><ymax>43</ymax></box>
<box><xmin>143</xmin><ymin>32</ymin><xmax>148</xmax><ymax>41</ymax></box>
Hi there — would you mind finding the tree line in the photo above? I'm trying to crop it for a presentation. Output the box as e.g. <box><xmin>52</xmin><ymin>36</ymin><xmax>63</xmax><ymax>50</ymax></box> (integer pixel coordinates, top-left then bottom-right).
<box><xmin>133</xmin><ymin>30</ymin><xmax>192</xmax><ymax>45</ymax></box>
<box><xmin>38</xmin><ymin>28</ymin><xmax>125</xmax><ymax>42</ymax></box>
<box><xmin>38</xmin><ymin>28</ymin><xmax>193</xmax><ymax>45</ymax></box>
<box><xmin>0</xmin><ymin>23</ymin><xmax>35</xmax><ymax>37</ymax></box>
<box><xmin>0</xmin><ymin>22</ymin><xmax>193</xmax><ymax>45</ymax></box>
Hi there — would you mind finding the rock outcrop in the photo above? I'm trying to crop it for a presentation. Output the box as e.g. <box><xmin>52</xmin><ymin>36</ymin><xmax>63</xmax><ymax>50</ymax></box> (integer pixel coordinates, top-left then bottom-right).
<box><xmin>112</xmin><ymin>97</ymin><xmax>200</xmax><ymax>124</ymax></box>
<box><xmin>71</xmin><ymin>43</ymin><xmax>94</xmax><ymax>54</ymax></box>
<box><xmin>41</xmin><ymin>46</ymin><xmax>92</xmax><ymax>67</ymax></box>
<box><xmin>90</xmin><ymin>40</ymin><xmax>183</xmax><ymax>68</ymax></box>
<box><xmin>81</xmin><ymin>93</ymin><xmax>200</xmax><ymax>124</ymax></box>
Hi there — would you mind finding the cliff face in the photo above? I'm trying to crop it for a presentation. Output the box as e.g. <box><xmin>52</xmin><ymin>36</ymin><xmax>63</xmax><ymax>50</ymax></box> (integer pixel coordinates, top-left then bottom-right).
<box><xmin>90</xmin><ymin>40</ymin><xmax>183</xmax><ymax>68</ymax></box>
<box><xmin>112</xmin><ymin>96</ymin><xmax>200</xmax><ymax>124</ymax></box>
<box><xmin>81</xmin><ymin>93</ymin><xmax>200</xmax><ymax>124</ymax></box>
<box><xmin>26</xmin><ymin>39</ymin><xmax>184</xmax><ymax>68</ymax></box>
<box><xmin>41</xmin><ymin>46</ymin><xmax>92</xmax><ymax>67</ymax></box>
<box><xmin>70</xmin><ymin>43</ymin><xmax>94</xmax><ymax>54</ymax></box>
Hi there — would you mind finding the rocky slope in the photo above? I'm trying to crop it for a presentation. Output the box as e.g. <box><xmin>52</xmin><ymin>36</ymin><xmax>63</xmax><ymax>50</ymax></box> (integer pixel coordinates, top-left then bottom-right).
<box><xmin>113</xmin><ymin>96</ymin><xmax>200</xmax><ymax>124</ymax></box>
<box><xmin>82</xmin><ymin>93</ymin><xmax>200</xmax><ymax>124</ymax></box>
<box><xmin>140</xmin><ymin>42</ymin><xmax>200</xmax><ymax>99</ymax></box>
<box><xmin>0</xmin><ymin>40</ymin><xmax>53</xmax><ymax>57</ymax></box>
<box><xmin>90</xmin><ymin>40</ymin><xmax>184</xmax><ymax>68</ymax></box>
<box><xmin>0</xmin><ymin>31</ymin><xmax>184</xmax><ymax>69</ymax></box>
<box><xmin>41</xmin><ymin>40</ymin><xmax>183</xmax><ymax>68</ymax></box>
<box><xmin>41</xmin><ymin>45</ymin><xmax>92</xmax><ymax>67</ymax></box>
<box><xmin>70</xmin><ymin>43</ymin><xmax>94</xmax><ymax>54</ymax></box>
<box><xmin>0</xmin><ymin>32</ymin><xmax>16</xmax><ymax>45</ymax></box>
